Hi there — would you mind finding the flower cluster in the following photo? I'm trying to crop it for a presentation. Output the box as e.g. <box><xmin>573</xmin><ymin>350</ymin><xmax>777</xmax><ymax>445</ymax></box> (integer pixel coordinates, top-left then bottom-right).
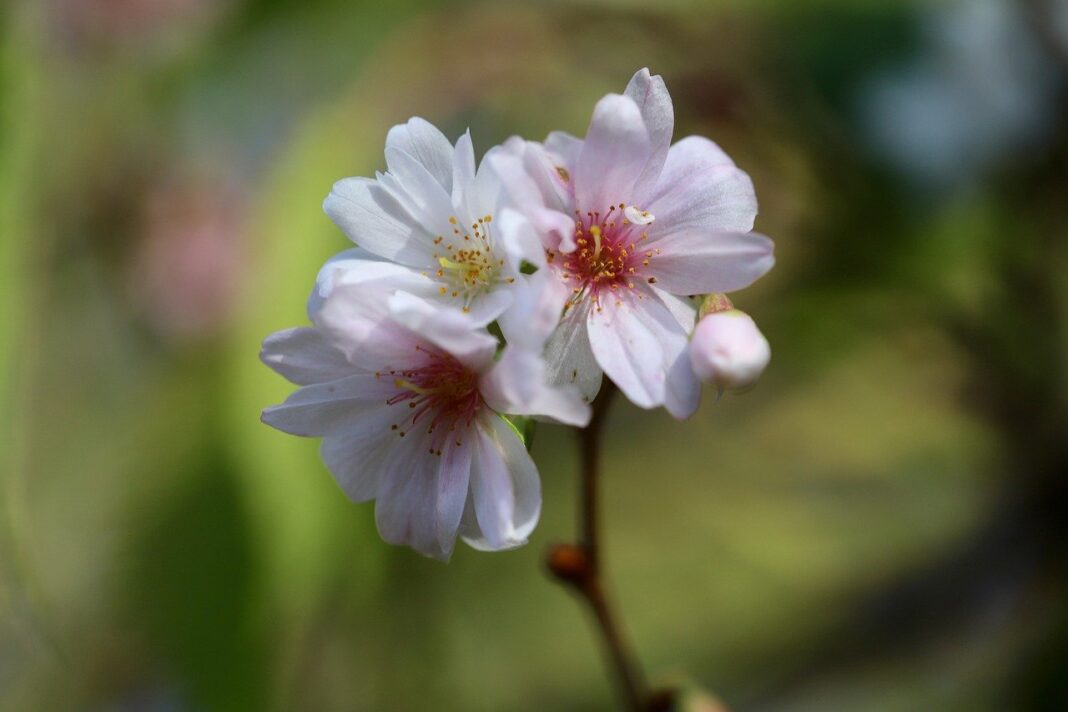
<box><xmin>261</xmin><ymin>69</ymin><xmax>774</xmax><ymax>559</ymax></box>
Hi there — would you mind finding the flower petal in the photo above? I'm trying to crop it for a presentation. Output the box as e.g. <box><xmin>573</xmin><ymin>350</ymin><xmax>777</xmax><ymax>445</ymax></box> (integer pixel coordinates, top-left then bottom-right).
<box><xmin>665</xmin><ymin>342</ymin><xmax>701</xmax><ymax>420</ymax></box>
<box><xmin>307</xmin><ymin>248</ymin><xmax>438</xmax><ymax>319</ymax></box>
<box><xmin>260</xmin><ymin>327</ymin><xmax>352</xmax><ymax>386</ymax></box>
<box><xmin>647</xmin><ymin>230</ymin><xmax>775</xmax><ymax>294</ymax></box>
<box><xmin>260</xmin><ymin>374</ymin><xmax>396</xmax><ymax>437</ymax></box>
<box><xmin>544</xmin><ymin>130</ymin><xmax>582</xmax><ymax>169</ymax></box>
<box><xmin>496</xmin><ymin>267</ymin><xmax>568</xmax><ymax>349</ymax></box>
<box><xmin>575</xmin><ymin>93</ymin><xmax>652</xmax><ymax>211</ymax></box>
<box><xmin>480</xmin><ymin>345</ymin><xmax>591</xmax><ymax>427</ymax></box>
<box><xmin>319</xmin><ymin>406</ymin><xmax>397</xmax><ymax>502</ymax></box>
<box><xmin>586</xmin><ymin>286</ymin><xmax>691</xmax><ymax>410</ymax></box>
<box><xmin>461</xmin><ymin>415</ymin><xmax>540</xmax><ymax>551</ymax></box>
<box><xmin>322</xmin><ymin>177</ymin><xmax>437</xmax><ymax>268</ymax></box>
<box><xmin>381</xmin><ymin>147</ymin><xmax>457</xmax><ymax>237</ymax></box>
<box><xmin>385</xmin><ymin>117</ymin><xmax>454</xmax><ymax>193</ymax></box>
<box><xmin>643</xmin><ymin>136</ymin><xmax>758</xmax><ymax>234</ymax></box>
<box><xmin>374</xmin><ymin>427</ymin><xmax>456</xmax><ymax>560</ymax></box>
<box><xmin>624</xmin><ymin>68</ymin><xmax>674</xmax><ymax>197</ymax></box>
<box><xmin>435</xmin><ymin>437</ymin><xmax>474</xmax><ymax>555</ymax></box>
<box><xmin>314</xmin><ymin>283</ymin><xmax>414</xmax><ymax>359</ymax></box>
<box><xmin>490</xmin><ymin>138</ymin><xmax>577</xmax><ymax>252</ymax></box>
<box><xmin>451</xmin><ymin>129</ymin><xmax>477</xmax><ymax>216</ymax></box>
<box><xmin>387</xmin><ymin>291</ymin><xmax>499</xmax><ymax>371</ymax></box>
<box><xmin>544</xmin><ymin>294</ymin><xmax>603</xmax><ymax>404</ymax></box>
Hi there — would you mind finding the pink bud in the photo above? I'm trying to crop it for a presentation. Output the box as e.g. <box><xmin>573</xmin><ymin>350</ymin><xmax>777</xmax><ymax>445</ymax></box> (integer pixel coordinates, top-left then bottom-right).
<box><xmin>689</xmin><ymin>310</ymin><xmax>770</xmax><ymax>391</ymax></box>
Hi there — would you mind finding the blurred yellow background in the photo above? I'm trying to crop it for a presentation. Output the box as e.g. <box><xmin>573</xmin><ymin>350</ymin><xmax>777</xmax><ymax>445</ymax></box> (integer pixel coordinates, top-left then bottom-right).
<box><xmin>2</xmin><ymin>0</ymin><xmax>1067</xmax><ymax>709</ymax></box>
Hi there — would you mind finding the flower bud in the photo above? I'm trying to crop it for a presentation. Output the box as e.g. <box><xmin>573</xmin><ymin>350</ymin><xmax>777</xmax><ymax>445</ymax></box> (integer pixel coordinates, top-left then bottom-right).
<box><xmin>689</xmin><ymin>309</ymin><xmax>770</xmax><ymax>391</ymax></box>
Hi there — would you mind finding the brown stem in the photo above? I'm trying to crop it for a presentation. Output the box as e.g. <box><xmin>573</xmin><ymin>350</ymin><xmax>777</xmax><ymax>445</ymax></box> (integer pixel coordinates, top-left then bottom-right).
<box><xmin>547</xmin><ymin>383</ymin><xmax>651</xmax><ymax>711</ymax></box>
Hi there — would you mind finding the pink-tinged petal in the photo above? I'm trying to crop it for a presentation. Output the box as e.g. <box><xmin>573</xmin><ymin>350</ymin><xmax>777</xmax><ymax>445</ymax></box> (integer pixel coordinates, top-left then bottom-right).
<box><xmin>690</xmin><ymin>309</ymin><xmax>771</xmax><ymax>390</ymax></box>
<box><xmin>381</xmin><ymin>147</ymin><xmax>456</xmax><ymax>236</ymax></box>
<box><xmin>643</xmin><ymin>136</ymin><xmax>757</xmax><ymax>234</ymax></box>
<box><xmin>490</xmin><ymin>139</ymin><xmax>576</xmax><ymax>252</ymax></box>
<box><xmin>461</xmin><ymin>415</ymin><xmax>540</xmax><ymax>551</ymax></box>
<box><xmin>260</xmin><ymin>374</ymin><xmax>396</xmax><ymax>437</ymax></box>
<box><xmin>319</xmin><ymin>406</ymin><xmax>397</xmax><ymax>502</ymax></box>
<box><xmin>586</xmin><ymin>287</ymin><xmax>690</xmax><ymax>410</ymax></box>
<box><xmin>647</xmin><ymin>230</ymin><xmax>775</xmax><ymax>294</ymax></box>
<box><xmin>260</xmin><ymin>327</ymin><xmax>352</xmax><ymax>386</ymax></box>
<box><xmin>387</xmin><ymin>291</ymin><xmax>498</xmax><ymax>371</ymax></box>
<box><xmin>374</xmin><ymin>428</ymin><xmax>454</xmax><ymax>560</ymax></box>
<box><xmin>624</xmin><ymin>68</ymin><xmax>674</xmax><ymax>197</ymax></box>
<box><xmin>497</xmin><ymin>268</ymin><xmax>569</xmax><ymax>349</ymax></box>
<box><xmin>435</xmin><ymin>437</ymin><xmax>474</xmax><ymax>555</ymax></box>
<box><xmin>385</xmin><ymin>117</ymin><xmax>454</xmax><ymax>192</ymax></box>
<box><xmin>480</xmin><ymin>346</ymin><xmax>591</xmax><ymax>427</ymax></box>
<box><xmin>544</xmin><ymin>130</ymin><xmax>582</xmax><ymax>169</ymax></box>
<box><xmin>544</xmin><ymin>294</ymin><xmax>603</xmax><ymax>404</ymax></box>
<box><xmin>307</xmin><ymin>248</ymin><xmax>438</xmax><ymax>319</ymax></box>
<box><xmin>323</xmin><ymin>177</ymin><xmax>438</xmax><ymax>268</ymax></box>
<box><xmin>576</xmin><ymin>94</ymin><xmax>652</xmax><ymax>211</ymax></box>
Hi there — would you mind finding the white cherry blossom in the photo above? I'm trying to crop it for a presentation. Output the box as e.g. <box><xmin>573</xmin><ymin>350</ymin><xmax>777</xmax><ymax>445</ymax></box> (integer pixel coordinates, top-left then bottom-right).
<box><xmin>317</xmin><ymin>118</ymin><xmax>543</xmax><ymax>326</ymax></box>
<box><xmin>261</xmin><ymin>283</ymin><xmax>589</xmax><ymax>560</ymax></box>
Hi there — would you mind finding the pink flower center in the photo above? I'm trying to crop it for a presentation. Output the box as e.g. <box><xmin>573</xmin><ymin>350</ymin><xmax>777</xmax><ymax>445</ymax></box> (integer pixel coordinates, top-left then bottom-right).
<box><xmin>380</xmin><ymin>346</ymin><xmax>482</xmax><ymax>455</ymax></box>
<box><xmin>546</xmin><ymin>204</ymin><xmax>661</xmax><ymax>311</ymax></box>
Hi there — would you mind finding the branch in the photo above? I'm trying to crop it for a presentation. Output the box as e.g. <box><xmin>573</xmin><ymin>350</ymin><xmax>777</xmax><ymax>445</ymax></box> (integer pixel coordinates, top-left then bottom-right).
<box><xmin>546</xmin><ymin>383</ymin><xmax>659</xmax><ymax>711</ymax></box>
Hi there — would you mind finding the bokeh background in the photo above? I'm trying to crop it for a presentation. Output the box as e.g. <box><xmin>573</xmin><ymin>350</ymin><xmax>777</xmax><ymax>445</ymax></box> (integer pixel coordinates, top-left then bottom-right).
<box><xmin>3</xmin><ymin>0</ymin><xmax>1067</xmax><ymax>709</ymax></box>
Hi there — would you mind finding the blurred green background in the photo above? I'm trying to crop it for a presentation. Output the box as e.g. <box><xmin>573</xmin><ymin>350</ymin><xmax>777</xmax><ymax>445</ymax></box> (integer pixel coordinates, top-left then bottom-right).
<box><xmin>3</xmin><ymin>0</ymin><xmax>1067</xmax><ymax>709</ymax></box>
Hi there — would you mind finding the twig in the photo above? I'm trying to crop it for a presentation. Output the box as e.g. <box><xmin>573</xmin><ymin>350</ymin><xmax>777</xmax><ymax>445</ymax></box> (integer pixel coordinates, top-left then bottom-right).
<box><xmin>547</xmin><ymin>382</ymin><xmax>652</xmax><ymax>711</ymax></box>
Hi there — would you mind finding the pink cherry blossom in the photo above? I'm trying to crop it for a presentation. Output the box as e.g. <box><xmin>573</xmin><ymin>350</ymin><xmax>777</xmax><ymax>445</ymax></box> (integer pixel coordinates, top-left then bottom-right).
<box><xmin>493</xmin><ymin>68</ymin><xmax>775</xmax><ymax>418</ymax></box>
<box><xmin>690</xmin><ymin>309</ymin><xmax>771</xmax><ymax>392</ymax></box>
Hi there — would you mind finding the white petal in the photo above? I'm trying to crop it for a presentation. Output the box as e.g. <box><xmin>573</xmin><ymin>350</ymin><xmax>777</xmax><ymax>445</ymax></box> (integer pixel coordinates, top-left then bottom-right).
<box><xmin>381</xmin><ymin>147</ymin><xmax>457</xmax><ymax>237</ymax></box>
<box><xmin>261</xmin><ymin>327</ymin><xmax>352</xmax><ymax>386</ymax></box>
<box><xmin>385</xmin><ymin>117</ymin><xmax>454</xmax><ymax>192</ymax></box>
<box><xmin>261</xmin><ymin>374</ymin><xmax>395</xmax><ymax>437</ymax></box>
<box><xmin>374</xmin><ymin>427</ymin><xmax>454</xmax><ymax>560</ymax></box>
<box><xmin>307</xmin><ymin>248</ymin><xmax>438</xmax><ymax>319</ymax></box>
<box><xmin>586</xmin><ymin>287</ymin><xmax>691</xmax><ymax>410</ymax></box>
<box><xmin>319</xmin><ymin>406</ymin><xmax>397</xmax><ymax>502</ymax></box>
<box><xmin>323</xmin><ymin>177</ymin><xmax>437</xmax><ymax>268</ymax></box>
<box><xmin>649</xmin><ymin>287</ymin><xmax>697</xmax><ymax>333</ymax></box>
<box><xmin>454</xmin><ymin>288</ymin><xmax>515</xmax><ymax>328</ymax></box>
<box><xmin>624</xmin><ymin>68</ymin><xmax>674</xmax><ymax>198</ymax></box>
<box><xmin>644</xmin><ymin>136</ymin><xmax>758</xmax><ymax>234</ymax></box>
<box><xmin>648</xmin><ymin>230</ymin><xmax>775</xmax><ymax>294</ymax></box>
<box><xmin>315</xmin><ymin>284</ymin><xmax>427</xmax><ymax>368</ymax></box>
<box><xmin>496</xmin><ymin>208</ymin><xmax>547</xmax><ymax>271</ymax></box>
<box><xmin>461</xmin><ymin>415</ymin><xmax>541</xmax><ymax>551</ymax></box>
<box><xmin>435</xmin><ymin>437</ymin><xmax>474</xmax><ymax>555</ymax></box>
<box><xmin>543</xmin><ymin>294</ymin><xmax>603</xmax><ymax>404</ymax></box>
<box><xmin>575</xmin><ymin>94</ymin><xmax>652</xmax><ymax>211</ymax></box>
<box><xmin>451</xmin><ymin>129</ymin><xmax>477</xmax><ymax>216</ymax></box>
<box><xmin>665</xmin><ymin>342</ymin><xmax>701</xmax><ymax>420</ymax></box>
